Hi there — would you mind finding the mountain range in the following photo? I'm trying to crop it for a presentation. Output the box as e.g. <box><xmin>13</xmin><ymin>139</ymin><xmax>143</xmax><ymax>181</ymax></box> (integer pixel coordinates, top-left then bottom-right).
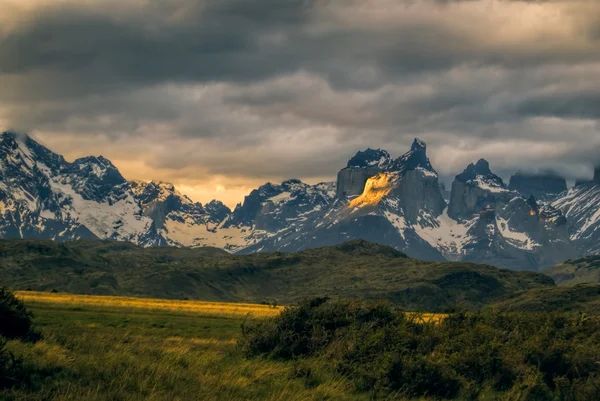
<box><xmin>0</xmin><ymin>131</ymin><xmax>598</xmax><ymax>271</ymax></box>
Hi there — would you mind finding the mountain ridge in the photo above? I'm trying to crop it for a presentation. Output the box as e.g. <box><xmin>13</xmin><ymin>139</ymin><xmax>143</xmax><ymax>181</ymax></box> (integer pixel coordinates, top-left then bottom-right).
<box><xmin>0</xmin><ymin>130</ymin><xmax>598</xmax><ymax>272</ymax></box>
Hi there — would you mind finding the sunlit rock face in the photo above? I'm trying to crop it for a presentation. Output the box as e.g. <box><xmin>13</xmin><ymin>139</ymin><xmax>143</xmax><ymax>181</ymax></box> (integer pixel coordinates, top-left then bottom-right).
<box><xmin>348</xmin><ymin>172</ymin><xmax>397</xmax><ymax>208</ymax></box>
<box><xmin>336</xmin><ymin>149</ymin><xmax>392</xmax><ymax>198</ymax></box>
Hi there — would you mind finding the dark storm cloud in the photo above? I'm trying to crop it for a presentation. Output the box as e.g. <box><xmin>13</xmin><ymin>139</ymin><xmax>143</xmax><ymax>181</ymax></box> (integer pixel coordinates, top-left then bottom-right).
<box><xmin>515</xmin><ymin>92</ymin><xmax>600</xmax><ymax>120</ymax></box>
<box><xmin>3</xmin><ymin>0</ymin><xmax>599</xmax><ymax>98</ymax></box>
<box><xmin>0</xmin><ymin>0</ymin><xmax>321</xmax><ymax>107</ymax></box>
<box><xmin>0</xmin><ymin>0</ymin><xmax>599</xmax><ymax>204</ymax></box>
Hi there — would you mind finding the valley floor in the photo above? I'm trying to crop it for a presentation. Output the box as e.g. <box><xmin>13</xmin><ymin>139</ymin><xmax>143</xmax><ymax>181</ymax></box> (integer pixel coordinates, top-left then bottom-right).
<box><xmin>2</xmin><ymin>292</ymin><xmax>367</xmax><ymax>401</ymax></box>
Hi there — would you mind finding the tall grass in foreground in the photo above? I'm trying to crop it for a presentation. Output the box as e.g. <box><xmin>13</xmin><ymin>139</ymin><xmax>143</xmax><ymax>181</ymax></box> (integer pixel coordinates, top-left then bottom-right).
<box><xmin>2</xmin><ymin>293</ymin><xmax>365</xmax><ymax>401</ymax></box>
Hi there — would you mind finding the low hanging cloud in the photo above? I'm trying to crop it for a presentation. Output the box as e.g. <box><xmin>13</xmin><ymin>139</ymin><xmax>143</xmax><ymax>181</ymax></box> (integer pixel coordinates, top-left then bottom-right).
<box><xmin>0</xmin><ymin>0</ymin><xmax>599</xmax><ymax>206</ymax></box>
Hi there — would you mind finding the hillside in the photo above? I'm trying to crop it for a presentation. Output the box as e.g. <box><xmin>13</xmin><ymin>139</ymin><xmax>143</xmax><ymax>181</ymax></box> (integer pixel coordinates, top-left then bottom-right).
<box><xmin>0</xmin><ymin>239</ymin><xmax>554</xmax><ymax>312</ymax></box>
<box><xmin>545</xmin><ymin>255</ymin><xmax>600</xmax><ymax>286</ymax></box>
<box><xmin>490</xmin><ymin>284</ymin><xmax>600</xmax><ymax>314</ymax></box>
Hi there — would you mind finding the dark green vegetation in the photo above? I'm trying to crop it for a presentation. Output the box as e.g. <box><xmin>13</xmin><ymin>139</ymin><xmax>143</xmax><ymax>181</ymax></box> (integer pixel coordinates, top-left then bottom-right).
<box><xmin>242</xmin><ymin>298</ymin><xmax>600</xmax><ymax>400</ymax></box>
<box><xmin>0</xmin><ymin>287</ymin><xmax>40</xmax><ymax>341</ymax></box>
<box><xmin>546</xmin><ymin>255</ymin><xmax>600</xmax><ymax>286</ymax></box>
<box><xmin>0</xmin><ymin>287</ymin><xmax>39</xmax><ymax>391</ymax></box>
<box><xmin>0</xmin><ymin>239</ymin><xmax>554</xmax><ymax>312</ymax></box>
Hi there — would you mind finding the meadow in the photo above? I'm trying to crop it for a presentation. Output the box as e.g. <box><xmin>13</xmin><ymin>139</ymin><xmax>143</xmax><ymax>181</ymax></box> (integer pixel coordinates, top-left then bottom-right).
<box><xmin>4</xmin><ymin>291</ymin><xmax>599</xmax><ymax>400</ymax></box>
<box><xmin>2</xmin><ymin>292</ymin><xmax>364</xmax><ymax>401</ymax></box>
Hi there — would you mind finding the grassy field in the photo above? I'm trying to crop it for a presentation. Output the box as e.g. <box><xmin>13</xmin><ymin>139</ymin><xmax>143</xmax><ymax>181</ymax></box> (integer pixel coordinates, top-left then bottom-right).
<box><xmin>15</xmin><ymin>291</ymin><xmax>284</xmax><ymax>318</ymax></box>
<box><xmin>2</xmin><ymin>292</ymin><xmax>366</xmax><ymax>401</ymax></box>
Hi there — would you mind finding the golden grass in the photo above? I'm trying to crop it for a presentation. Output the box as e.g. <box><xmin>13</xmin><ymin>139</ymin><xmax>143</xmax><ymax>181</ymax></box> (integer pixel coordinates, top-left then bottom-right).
<box><xmin>15</xmin><ymin>291</ymin><xmax>284</xmax><ymax>318</ymax></box>
<box><xmin>16</xmin><ymin>291</ymin><xmax>447</xmax><ymax>323</ymax></box>
<box><xmin>409</xmin><ymin>312</ymin><xmax>447</xmax><ymax>324</ymax></box>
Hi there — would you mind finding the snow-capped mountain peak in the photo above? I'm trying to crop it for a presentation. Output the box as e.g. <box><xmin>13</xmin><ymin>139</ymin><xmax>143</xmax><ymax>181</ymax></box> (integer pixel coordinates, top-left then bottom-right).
<box><xmin>346</xmin><ymin>148</ymin><xmax>392</xmax><ymax>169</ymax></box>
<box><xmin>0</xmin><ymin>131</ymin><xmax>598</xmax><ymax>272</ymax></box>
<box><xmin>390</xmin><ymin>137</ymin><xmax>436</xmax><ymax>174</ymax></box>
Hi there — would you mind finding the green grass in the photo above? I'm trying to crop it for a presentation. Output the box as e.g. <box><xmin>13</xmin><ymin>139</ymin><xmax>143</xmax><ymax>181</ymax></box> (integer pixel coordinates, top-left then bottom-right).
<box><xmin>1</xmin><ymin>298</ymin><xmax>363</xmax><ymax>401</ymax></box>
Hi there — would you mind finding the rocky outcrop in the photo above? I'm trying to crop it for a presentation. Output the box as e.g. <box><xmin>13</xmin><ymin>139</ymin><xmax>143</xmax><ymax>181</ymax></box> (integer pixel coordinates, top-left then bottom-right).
<box><xmin>204</xmin><ymin>200</ymin><xmax>231</xmax><ymax>224</ymax></box>
<box><xmin>226</xmin><ymin>179</ymin><xmax>335</xmax><ymax>231</ymax></box>
<box><xmin>509</xmin><ymin>172</ymin><xmax>567</xmax><ymax>200</ymax></box>
<box><xmin>390</xmin><ymin>138</ymin><xmax>433</xmax><ymax>173</ymax></box>
<box><xmin>336</xmin><ymin>166</ymin><xmax>383</xmax><ymax>198</ymax></box>
<box><xmin>394</xmin><ymin>168</ymin><xmax>446</xmax><ymax>223</ymax></box>
<box><xmin>448</xmin><ymin>159</ymin><xmax>514</xmax><ymax>221</ymax></box>
<box><xmin>336</xmin><ymin>149</ymin><xmax>391</xmax><ymax>198</ymax></box>
<box><xmin>129</xmin><ymin>181</ymin><xmax>206</xmax><ymax>229</ymax></box>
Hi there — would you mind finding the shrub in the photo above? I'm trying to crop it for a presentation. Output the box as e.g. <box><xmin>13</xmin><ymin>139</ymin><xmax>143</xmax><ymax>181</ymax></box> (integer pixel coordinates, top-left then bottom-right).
<box><xmin>239</xmin><ymin>297</ymin><xmax>398</xmax><ymax>359</ymax></box>
<box><xmin>240</xmin><ymin>297</ymin><xmax>600</xmax><ymax>400</ymax></box>
<box><xmin>0</xmin><ymin>286</ymin><xmax>40</xmax><ymax>341</ymax></box>
<box><xmin>0</xmin><ymin>338</ymin><xmax>24</xmax><ymax>390</ymax></box>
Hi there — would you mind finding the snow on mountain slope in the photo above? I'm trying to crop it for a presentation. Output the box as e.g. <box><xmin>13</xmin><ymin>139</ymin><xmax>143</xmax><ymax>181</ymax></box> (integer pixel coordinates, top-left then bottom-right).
<box><xmin>0</xmin><ymin>131</ymin><xmax>598</xmax><ymax>270</ymax></box>
<box><xmin>0</xmin><ymin>132</ymin><xmax>157</xmax><ymax>244</ymax></box>
<box><xmin>243</xmin><ymin>145</ymin><xmax>583</xmax><ymax>271</ymax></box>
<box><xmin>553</xmin><ymin>183</ymin><xmax>600</xmax><ymax>255</ymax></box>
<box><xmin>412</xmin><ymin>209</ymin><xmax>474</xmax><ymax>260</ymax></box>
<box><xmin>45</xmin><ymin>176</ymin><xmax>153</xmax><ymax>242</ymax></box>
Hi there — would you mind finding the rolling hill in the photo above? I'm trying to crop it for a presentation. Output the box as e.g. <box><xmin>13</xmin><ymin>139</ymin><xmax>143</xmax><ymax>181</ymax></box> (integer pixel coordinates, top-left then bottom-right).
<box><xmin>545</xmin><ymin>255</ymin><xmax>600</xmax><ymax>286</ymax></box>
<box><xmin>490</xmin><ymin>284</ymin><xmax>600</xmax><ymax>314</ymax></box>
<box><xmin>0</xmin><ymin>238</ymin><xmax>554</xmax><ymax>312</ymax></box>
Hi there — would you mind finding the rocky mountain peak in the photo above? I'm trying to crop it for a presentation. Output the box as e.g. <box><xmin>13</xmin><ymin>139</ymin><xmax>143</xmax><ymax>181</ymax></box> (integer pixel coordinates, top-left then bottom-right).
<box><xmin>206</xmin><ymin>199</ymin><xmax>229</xmax><ymax>211</ymax></box>
<box><xmin>595</xmin><ymin>165</ymin><xmax>600</xmax><ymax>184</ymax></box>
<box><xmin>411</xmin><ymin>137</ymin><xmax>427</xmax><ymax>152</ymax></box>
<box><xmin>0</xmin><ymin>131</ymin><xmax>19</xmax><ymax>145</ymax></box>
<box><xmin>281</xmin><ymin>179</ymin><xmax>309</xmax><ymax>193</ymax></box>
<box><xmin>474</xmin><ymin>159</ymin><xmax>491</xmax><ymax>174</ymax></box>
<box><xmin>346</xmin><ymin>148</ymin><xmax>392</xmax><ymax>169</ymax></box>
<box><xmin>456</xmin><ymin>159</ymin><xmax>504</xmax><ymax>187</ymax></box>
<box><xmin>70</xmin><ymin>155</ymin><xmax>124</xmax><ymax>179</ymax></box>
<box><xmin>130</xmin><ymin>180</ymin><xmax>188</xmax><ymax>205</ymax></box>
<box><xmin>60</xmin><ymin>154</ymin><xmax>128</xmax><ymax>202</ymax></box>
<box><xmin>0</xmin><ymin>132</ymin><xmax>65</xmax><ymax>167</ymax></box>
<box><xmin>204</xmin><ymin>200</ymin><xmax>232</xmax><ymax>224</ymax></box>
<box><xmin>391</xmin><ymin>138</ymin><xmax>434</xmax><ymax>173</ymax></box>
<box><xmin>448</xmin><ymin>159</ymin><xmax>511</xmax><ymax>221</ymax></box>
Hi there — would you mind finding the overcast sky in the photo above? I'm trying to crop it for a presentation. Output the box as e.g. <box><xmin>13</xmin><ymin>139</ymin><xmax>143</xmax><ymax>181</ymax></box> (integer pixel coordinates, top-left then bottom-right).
<box><xmin>1</xmin><ymin>0</ymin><xmax>599</xmax><ymax>207</ymax></box>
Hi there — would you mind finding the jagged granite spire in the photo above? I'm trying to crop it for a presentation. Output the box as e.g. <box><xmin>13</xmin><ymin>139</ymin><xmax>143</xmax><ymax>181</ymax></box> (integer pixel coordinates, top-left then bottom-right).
<box><xmin>456</xmin><ymin>159</ymin><xmax>500</xmax><ymax>184</ymax></box>
<box><xmin>448</xmin><ymin>159</ymin><xmax>511</xmax><ymax>221</ymax></box>
<box><xmin>390</xmin><ymin>138</ymin><xmax>435</xmax><ymax>173</ymax></box>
